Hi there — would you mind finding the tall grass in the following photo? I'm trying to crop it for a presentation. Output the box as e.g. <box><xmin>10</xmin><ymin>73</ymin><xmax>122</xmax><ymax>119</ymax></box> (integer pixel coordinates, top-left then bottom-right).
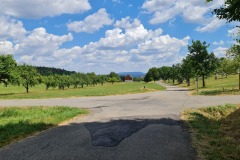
<box><xmin>182</xmin><ymin>104</ymin><xmax>240</xmax><ymax>160</ymax></box>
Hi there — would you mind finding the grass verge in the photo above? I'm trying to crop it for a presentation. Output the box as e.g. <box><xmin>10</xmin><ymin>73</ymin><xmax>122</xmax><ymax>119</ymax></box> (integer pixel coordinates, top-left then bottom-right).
<box><xmin>181</xmin><ymin>104</ymin><xmax>240</xmax><ymax>160</ymax></box>
<box><xmin>167</xmin><ymin>75</ymin><xmax>240</xmax><ymax>95</ymax></box>
<box><xmin>0</xmin><ymin>106</ymin><xmax>89</xmax><ymax>147</ymax></box>
<box><xmin>0</xmin><ymin>82</ymin><xmax>165</xmax><ymax>99</ymax></box>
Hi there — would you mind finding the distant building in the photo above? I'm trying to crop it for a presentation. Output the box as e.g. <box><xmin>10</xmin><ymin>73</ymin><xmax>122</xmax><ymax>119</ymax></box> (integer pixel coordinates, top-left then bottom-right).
<box><xmin>124</xmin><ymin>75</ymin><xmax>133</xmax><ymax>82</ymax></box>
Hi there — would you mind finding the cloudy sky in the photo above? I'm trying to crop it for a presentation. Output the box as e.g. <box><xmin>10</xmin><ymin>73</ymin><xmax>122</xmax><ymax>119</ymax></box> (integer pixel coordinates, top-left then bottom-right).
<box><xmin>0</xmin><ymin>0</ymin><xmax>239</xmax><ymax>74</ymax></box>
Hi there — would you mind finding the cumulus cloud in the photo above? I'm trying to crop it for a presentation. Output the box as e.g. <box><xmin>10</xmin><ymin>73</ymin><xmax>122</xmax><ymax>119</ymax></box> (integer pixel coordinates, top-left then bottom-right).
<box><xmin>0</xmin><ymin>16</ymin><xmax>190</xmax><ymax>73</ymax></box>
<box><xmin>142</xmin><ymin>0</ymin><xmax>226</xmax><ymax>32</ymax></box>
<box><xmin>54</xmin><ymin>18</ymin><xmax>189</xmax><ymax>73</ymax></box>
<box><xmin>0</xmin><ymin>0</ymin><xmax>91</xmax><ymax>19</ymax></box>
<box><xmin>213</xmin><ymin>40</ymin><xmax>224</xmax><ymax>45</ymax></box>
<box><xmin>0</xmin><ymin>16</ymin><xmax>26</xmax><ymax>41</ymax></box>
<box><xmin>0</xmin><ymin>41</ymin><xmax>15</xmax><ymax>54</ymax></box>
<box><xmin>15</xmin><ymin>27</ymin><xmax>73</xmax><ymax>63</ymax></box>
<box><xmin>67</xmin><ymin>8</ymin><xmax>113</xmax><ymax>33</ymax></box>
<box><xmin>213</xmin><ymin>47</ymin><xmax>228</xmax><ymax>57</ymax></box>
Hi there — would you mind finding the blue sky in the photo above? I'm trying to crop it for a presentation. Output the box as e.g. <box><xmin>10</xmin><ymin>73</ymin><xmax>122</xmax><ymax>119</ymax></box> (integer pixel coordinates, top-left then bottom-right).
<box><xmin>0</xmin><ymin>0</ymin><xmax>239</xmax><ymax>74</ymax></box>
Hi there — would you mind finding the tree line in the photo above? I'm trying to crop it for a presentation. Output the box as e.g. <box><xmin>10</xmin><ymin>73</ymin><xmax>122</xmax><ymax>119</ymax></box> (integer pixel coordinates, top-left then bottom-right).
<box><xmin>144</xmin><ymin>40</ymin><xmax>240</xmax><ymax>88</ymax></box>
<box><xmin>0</xmin><ymin>55</ymin><xmax>129</xmax><ymax>93</ymax></box>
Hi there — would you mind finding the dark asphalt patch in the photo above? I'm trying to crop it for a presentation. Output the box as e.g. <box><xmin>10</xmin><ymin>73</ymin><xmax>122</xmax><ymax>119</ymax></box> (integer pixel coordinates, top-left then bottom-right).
<box><xmin>85</xmin><ymin>118</ymin><xmax>181</xmax><ymax>147</ymax></box>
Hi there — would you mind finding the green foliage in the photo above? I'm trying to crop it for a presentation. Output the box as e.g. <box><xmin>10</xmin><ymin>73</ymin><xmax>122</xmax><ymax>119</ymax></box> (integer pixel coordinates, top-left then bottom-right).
<box><xmin>0</xmin><ymin>106</ymin><xmax>88</xmax><ymax>147</ymax></box>
<box><xmin>182</xmin><ymin>104</ymin><xmax>240</xmax><ymax>160</ymax></box>
<box><xmin>36</xmin><ymin>66</ymin><xmax>76</xmax><ymax>76</ymax></box>
<box><xmin>0</xmin><ymin>54</ymin><xmax>18</xmax><ymax>86</ymax></box>
<box><xmin>207</xmin><ymin>0</ymin><xmax>240</xmax><ymax>23</ymax></box>
<box><xmin>188</xmin><ymin>40</ymin><xmax>219</xmax><ymax>87</ymax></box>
<box><xmin>108</xmin><ymin>77</ymin><xmax>119</xmax><ymax>84</ymax></box>
<box><xmin>18</xmin><ymin>64</ymin><xmax>41</xmax><ymax>93</ymax></box>
<box><xmin>158</xmin><ymin>66</ymin><xmax>171</xmax><ymax>82</ymax></box>
<box><xmin>144</xmin><ymin>67</ymin><xmax>159</xmax><ymax>82</ymax></box>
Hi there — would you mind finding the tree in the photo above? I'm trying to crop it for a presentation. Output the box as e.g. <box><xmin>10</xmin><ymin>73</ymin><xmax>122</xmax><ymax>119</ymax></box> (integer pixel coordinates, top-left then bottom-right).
<box><xmin>144</xmin><ymin>67</ymin><xmax>159</xmax><ymax>82</ymax></box>
<box><xmin>181</xmin><ymin>56</ymin><xmax>194</xmax><ymax>86</ymax></box>
<box><xmin>206</xmin><ymin>0</ymin><xmax>240</xmax><ymax>23</ymax></box>
<box><xmin>43</xmin><ymin>75</ymin><xmax>57</xmax><ymax>90</ymax></box>
<box><xmin>188</xmin><ymin>40</ymin><xmax>218</xmax><ymax>87</ymax></box>
<box><xmin>108</xmin><ymin>77</ymin><xmax>119</xmax><ymax>84</ymax></box>
<box><xmin>18</xmin><ymin>64</ymin><xmax>41</xmax><ymax>93</ymax></box>
<box><xmin>0</xmin><ymin>54</ymin><xmax>18</xmax><ymax>86</ymax></box>
<box><xmin>158</xmin><ymin>66</ymin><xmax>171</xmax><ymax>82</ymax></box>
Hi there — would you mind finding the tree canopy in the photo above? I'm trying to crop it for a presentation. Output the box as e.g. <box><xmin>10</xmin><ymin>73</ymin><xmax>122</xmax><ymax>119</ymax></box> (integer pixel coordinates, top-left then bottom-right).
<box><xmin>0</xmin><ymin>54</ymin><xmax>17</xmax><ymax>86</ymax></box>
<box><xmin>207</xmin><ymin>0</ymin><xmax>240</xmax><ymax>23</ymax></box>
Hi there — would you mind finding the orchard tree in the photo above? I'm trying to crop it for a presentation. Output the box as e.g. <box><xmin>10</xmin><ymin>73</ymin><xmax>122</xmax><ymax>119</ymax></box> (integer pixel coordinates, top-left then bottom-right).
<box><xmin>158</xmin><ymin>66</ymin><xmax>171</xmax><ymax>82</ymax></box>
<box><xmin>144</xmin><ymin>67</ymin><xmax>159</xmax><ymax>82</ymax></box>
<box><xmin>0</xmin><ymin>54</ymin><xmax>18</xmax><ymax>86</ymax></box>
<box><xmin>181</xmin><ymin>56</ymin><xmax>194</xmax><ymax>86</ymax></box>
<box><xmin>18</xmin><ymin>64</ymin><xmax>41</xmax><ymax>93</ymax></box>
<box><xmin>43</xmin><ymin>75</ymin><xmax>57</xmax><ymax>90</ymax></box>
<box><xmin>188</xmin><ymin>40</ymin><xmax>218</xmax><ymax>87</ymax></box>
<box><xmin>108</xmin><ymin>77</ymin><xmax>119</xmax><ymax>84</ymax></box>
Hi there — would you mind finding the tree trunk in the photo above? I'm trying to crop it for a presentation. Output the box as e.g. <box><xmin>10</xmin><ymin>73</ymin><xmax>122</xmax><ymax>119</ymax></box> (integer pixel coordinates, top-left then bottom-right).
<box><xmin>26</xmin><ymin>84</ymin><xmax>29</xmax><ymax>93</ymax></box>
<box><xmin>187</xmin><ymin>78</ymin><xmax>190</xmax><ymax>86</ymax></box>
<box><xmin>202</xmin><ymin>75</ymin><xmax>205</xmax><ymax>88</ymax></box>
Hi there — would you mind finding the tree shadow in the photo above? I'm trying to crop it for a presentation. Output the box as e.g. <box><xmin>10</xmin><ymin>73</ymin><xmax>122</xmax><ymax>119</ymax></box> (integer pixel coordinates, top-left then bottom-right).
<box><xmin>0</xmin><ymin>121</ymin><xmax>54</xmax><ymax>147</ymax></box>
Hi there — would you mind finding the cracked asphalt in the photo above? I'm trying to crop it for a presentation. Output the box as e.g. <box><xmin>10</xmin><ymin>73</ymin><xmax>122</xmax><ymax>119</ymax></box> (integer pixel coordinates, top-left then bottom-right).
<box><xmin>0</xmin><ymin>82</ymin><xmax>240</xmax><ymax>160</ymax></box>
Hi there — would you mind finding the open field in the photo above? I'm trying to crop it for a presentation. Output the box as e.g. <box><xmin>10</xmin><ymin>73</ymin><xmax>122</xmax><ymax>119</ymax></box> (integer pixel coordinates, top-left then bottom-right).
<box><xmin>182</xmin><ymin>104</ymin><xmax>240</xmax><ymax>160</ymax></box>
<box><xmin>0</xmin><ymin>82</ymin><xmax>165</xmax><ymax>99</ymax></box>
<box><xmin>167</xmin><ymin>74</ymin><xmax>240</xmax><ymax>95</ymax></box>
<box><xmin>0</xmin><ymin>106</ymin><xmax>88</xmax><ymax>147</ymax></box>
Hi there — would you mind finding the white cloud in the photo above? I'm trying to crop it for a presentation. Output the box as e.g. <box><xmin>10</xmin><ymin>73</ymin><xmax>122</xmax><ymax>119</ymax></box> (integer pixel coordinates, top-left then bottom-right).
<box><xmin>142</xmin><ymin>0</ymin><xmax>226</xmax><ymax>32</ymax></box>
<box><xmin>0</xmin><ymin>17</ymin><xmax>190</xmax><ymax>73</ymax></box>
<box><xmin>228</xmin><ymin>27</ymin><xmax>240</xmax><ymax>38</ymax></box>
<box><xmin>195</xmin><ymin>18</ymin><xmax>225</xmax><ymax>32</ymax></box>
<box><xmin>0</xmin><ymin>41</ymin><xmax>15</xmax><ymax>54</ymax></box>
<box><xmin>67</xmin><ymin>8</ymin><xmax>113</xmax><ymax>33</ymax></box>
<box><xmin>114</xmin><ymin>17</ymin><xmax>141</xmax><ymax>29</ymax></box>
<box><xmin>213</xmin><ymin>47</ymin><xmax>228</xmax><ymax>57</ymax></box>
<box><xmin>15</xmin><ymin>27</ymin><xmax>73</xmax><ymax>58</ymax></box>
<box><xmin>213</xmin><ymin>40</ymin><xmax>224</xmax><ymax>45</ymax></box>
<box><xmin>0</xmin><ymin>16</ymin><xmax>26</xmax><ymax>41</ymax></box>
<box><xmin>0</xmin><ymin>0</ymin><xmax>91</xmax><ymax>19</ymax></box>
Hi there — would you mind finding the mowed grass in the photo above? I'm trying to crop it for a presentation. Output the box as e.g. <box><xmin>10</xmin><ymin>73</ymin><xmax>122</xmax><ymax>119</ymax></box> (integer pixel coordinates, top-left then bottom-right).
<box><xmin>0</xmin><ymin>106</ymin><xmax>89</xmax><ymax>147</ymax></box>
<box><xmin>0</xmin><ymin>82</ymin><xmax>165</xmax><ymax>99</ymax></box>
<box><xmin>182</xmin><ymin>104</ymin><xmax>240</xmax><ymax>160</ymax></box>
<box><xmin>176</xmin><ymin>74</ymin><xmax>240</xmax><ymax>95</ymax></box>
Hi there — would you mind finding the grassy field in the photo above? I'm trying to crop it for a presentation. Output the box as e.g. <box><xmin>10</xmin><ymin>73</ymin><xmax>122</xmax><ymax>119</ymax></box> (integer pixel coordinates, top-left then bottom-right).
<box><xmin>0</xmin><ymin>82</ymin><xmax>165</xmax><ymax>99</ymax></box>
<box><xmin>168</xmin><ymin>74</ymin><xmax>240</xmax><ymax>95</ymax></box>
<box><xmin>0</xmin><ymin>106</ymin><xmax>88</xmax><ymax>147</ymax></box>
<box><xmin>182</xmin><ymin>104</ymin><xmax>240</xmax><ymax>160</ymax></box>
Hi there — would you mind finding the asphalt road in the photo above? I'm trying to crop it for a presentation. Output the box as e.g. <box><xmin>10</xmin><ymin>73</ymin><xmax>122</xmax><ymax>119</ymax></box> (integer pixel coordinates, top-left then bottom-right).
<box><xmin>0</xmin><ymin>82</ymin><xmax>240</xmax><ymax>160</ymax></box>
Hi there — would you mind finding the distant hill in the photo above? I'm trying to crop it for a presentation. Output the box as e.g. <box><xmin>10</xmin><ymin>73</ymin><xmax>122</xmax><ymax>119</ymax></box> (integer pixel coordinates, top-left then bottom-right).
<box><xmin>36</xmin><ymin>66</ymin><xmax>76</xmax><ymax>76</ymax></box>
<box><xmin>118</xmin><ymin>72</ymin><xmax>146</xmax><ymax>78</ymax></box>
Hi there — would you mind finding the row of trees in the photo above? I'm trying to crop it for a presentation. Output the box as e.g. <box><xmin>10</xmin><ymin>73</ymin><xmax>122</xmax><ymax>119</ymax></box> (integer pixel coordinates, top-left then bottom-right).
<box><xmin>145</xmin><ymin>0</ymin><xmax>240</xmax><ymax>88</ymax></box>
<box><xmin>144</xmin><ymin>40</ymin><xmax>240</xmax><ymax>88</ymax></box>
<box><xmin>0</xmin><ymin>54</ymin><xmax>126</xmax><ymax>93</ymax></box>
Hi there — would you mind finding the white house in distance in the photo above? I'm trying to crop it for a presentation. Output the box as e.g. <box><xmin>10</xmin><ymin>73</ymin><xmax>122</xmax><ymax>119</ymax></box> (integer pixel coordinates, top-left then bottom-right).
<box><xmin>124</xmin><ymin>75</ymin><xmax>133</xmax><ymax>82</ymax></box>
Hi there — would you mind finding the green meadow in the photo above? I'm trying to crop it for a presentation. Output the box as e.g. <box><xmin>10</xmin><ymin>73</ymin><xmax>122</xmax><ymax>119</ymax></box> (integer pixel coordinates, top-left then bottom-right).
<box><xmin>171</xmin><ymin>74</ymin><xmax>240</xmax><ymax>95</ymax></box>
<box><xmin>0</xmin><ymin>82</ymin><xmax>165</xmax><ymax>99</ymax></box>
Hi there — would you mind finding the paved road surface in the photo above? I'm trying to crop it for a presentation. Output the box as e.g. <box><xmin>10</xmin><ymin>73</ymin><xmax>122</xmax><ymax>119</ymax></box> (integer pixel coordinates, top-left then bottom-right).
<box><xmin>0</xmin><ymin>82</ymin><xmax>240</xmax><ymax>160</ymax></box>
